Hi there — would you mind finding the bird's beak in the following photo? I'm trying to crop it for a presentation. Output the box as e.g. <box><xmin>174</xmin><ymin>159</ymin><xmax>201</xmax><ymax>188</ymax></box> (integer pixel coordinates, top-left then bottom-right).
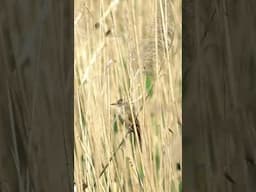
<box><xmin>111</xmin><ymin>98</ymin><xmax>123</xmax><ymax>106</ymax></box>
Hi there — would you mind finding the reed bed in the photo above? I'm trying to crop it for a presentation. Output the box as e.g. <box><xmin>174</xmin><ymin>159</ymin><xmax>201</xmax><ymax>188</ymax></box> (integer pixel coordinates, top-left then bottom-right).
<box><xmin>74</xmin><ymin>0</ymin><xmax>181</xmax><ymax>191</ymax></box>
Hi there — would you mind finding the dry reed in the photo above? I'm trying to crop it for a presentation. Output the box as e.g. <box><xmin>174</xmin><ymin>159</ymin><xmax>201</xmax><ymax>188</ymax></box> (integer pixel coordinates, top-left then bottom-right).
<box><xmin>75</xmin><ymin>0</ymin><xmax>181</xmax><ymax>191</ymax></box>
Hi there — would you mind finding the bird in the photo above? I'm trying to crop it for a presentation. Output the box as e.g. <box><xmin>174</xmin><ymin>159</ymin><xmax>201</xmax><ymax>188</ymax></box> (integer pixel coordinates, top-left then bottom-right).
<box><xmin>111</xmin><ymin>98</ymin><xmax>142</xmax><ymax>149</ymax></box>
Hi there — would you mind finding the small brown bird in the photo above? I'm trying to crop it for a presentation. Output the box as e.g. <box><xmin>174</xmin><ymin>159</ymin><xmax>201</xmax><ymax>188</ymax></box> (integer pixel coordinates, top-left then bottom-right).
<box><xmin>111</xmin><ymin>99</ymin><xmax>142</xmax><ymax>149</ymax></box>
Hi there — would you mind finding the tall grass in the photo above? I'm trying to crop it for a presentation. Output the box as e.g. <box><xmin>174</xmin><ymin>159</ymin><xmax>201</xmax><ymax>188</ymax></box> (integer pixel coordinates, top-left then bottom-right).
<box><xmin>74</xmin><ymin>0</ymin><xmax>181</xmax><ymax>191</ymax></box>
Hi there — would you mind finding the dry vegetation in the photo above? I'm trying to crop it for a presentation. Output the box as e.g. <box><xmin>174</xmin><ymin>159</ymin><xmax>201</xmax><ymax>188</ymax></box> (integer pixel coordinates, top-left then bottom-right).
<box><xmin>74</xmin><ymin>0</ymin><xmax>181</xmax><ymax>191</ymax></box>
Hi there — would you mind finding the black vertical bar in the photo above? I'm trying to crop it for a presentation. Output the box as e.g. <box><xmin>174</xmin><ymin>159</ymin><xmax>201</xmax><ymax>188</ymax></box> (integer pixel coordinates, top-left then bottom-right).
<box><xmin>183</xmin><ymin>0</ymin><xmax>256</xmax><ymax>191</ymax></box>
<box><xmin>0</xmin><ymin>0</ymin><xmax>74</xmax><ymax>191</ymax></box>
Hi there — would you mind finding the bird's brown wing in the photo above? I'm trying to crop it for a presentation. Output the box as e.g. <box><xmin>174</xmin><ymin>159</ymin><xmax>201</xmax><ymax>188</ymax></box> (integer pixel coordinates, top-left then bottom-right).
<box><xmin>128</xmin><ymin>116</ymin><xmax>142</xmax><ymax>150</ymax></box>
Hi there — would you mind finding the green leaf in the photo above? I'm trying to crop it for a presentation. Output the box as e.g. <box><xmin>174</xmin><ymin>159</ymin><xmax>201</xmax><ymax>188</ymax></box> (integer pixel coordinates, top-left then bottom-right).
<box><xmin>155</xmin><ymin>145</ymin><xmax>160</xmax><ymax>173</ymax></box>
<box><xmin>145</xmin><ymin>74</ymin><xmax>153</xmax><ymax>97</ymax></box>
<box><xmin>138</xmin><ymin>163</ymin><xmax>144</xmax><ymax>182</ymax></box>
<box><xmin>179</xmin><ymin>181</ymin><xmax>182</xmax><ymax>192</ymax></box>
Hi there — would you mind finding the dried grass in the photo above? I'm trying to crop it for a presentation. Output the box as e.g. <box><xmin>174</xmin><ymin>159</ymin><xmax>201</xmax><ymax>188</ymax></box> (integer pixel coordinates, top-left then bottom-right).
<box><xmin>74</xmin><ymin>0</ymin><xmax>181</xmax><ymax>191</ymax></box>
